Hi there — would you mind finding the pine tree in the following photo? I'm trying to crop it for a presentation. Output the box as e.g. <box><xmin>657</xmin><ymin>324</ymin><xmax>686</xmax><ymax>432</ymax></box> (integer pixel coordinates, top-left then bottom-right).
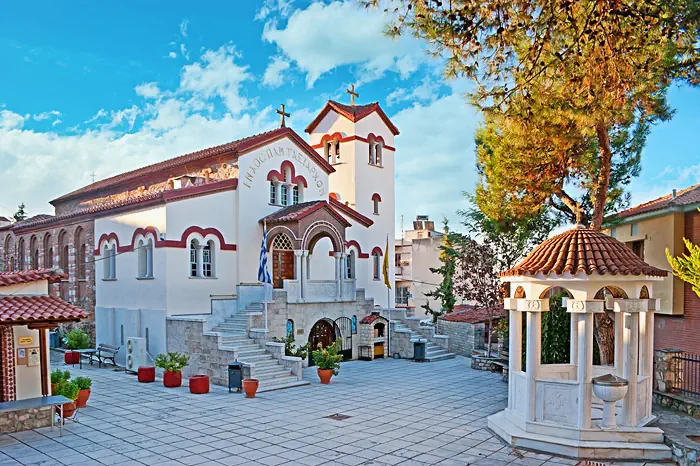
<box><xmin>422</xmin><ymin>219</ymin><xmax>457</xmax><ymax>323</ymax></box>
<box><xmin>13</xmin><ymin>203</ymin><xmax>27</xmax><ymax>222</ymax></box>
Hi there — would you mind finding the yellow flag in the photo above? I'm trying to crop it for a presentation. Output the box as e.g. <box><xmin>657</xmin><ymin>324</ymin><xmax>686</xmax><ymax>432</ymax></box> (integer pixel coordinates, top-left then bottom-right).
<box><xmin>382</xmin><ymin>236</ymin><xmax>391</xmax><ymax>289</ymax></box>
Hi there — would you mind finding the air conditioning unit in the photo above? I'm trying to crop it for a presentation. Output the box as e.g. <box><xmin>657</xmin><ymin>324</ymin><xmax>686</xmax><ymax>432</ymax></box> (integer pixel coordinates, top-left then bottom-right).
<box><xmin>126</xmin><ymin>337</ymin><xmax>147</xmax><ymax>373</ymax></box>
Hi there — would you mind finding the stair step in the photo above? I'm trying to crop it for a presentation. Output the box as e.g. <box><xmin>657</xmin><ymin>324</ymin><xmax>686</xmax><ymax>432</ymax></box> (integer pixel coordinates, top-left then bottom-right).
<box><xmin>425</xmin><ymin>353</ymin><xmax>456</xmax><ymax>362</ymax></box>
<box><xmin>238</xmin><ymin>354</ymin><xmax>274</xmax><ymax>362</ymax></box>
<box><xmin>258</xmin><ymin>374</ymin><xmax>299</xmax><ymax>387</ymax></box>
<box><xmin>256</xmin><ymin>369</ymin><xmax>295</xmax><ymax>379</ymax></box>
<box><xmin>252</xmin><ymin>359</ymin><xmax>281</xmax><ymax>368</ymax></box>
<box><xmin>238</xmin><ymin>349</ymin><xmax>268</xmax><ymax>357</ymax></box>
<box><xmin>257</xmin><ymin>380</ymin><xmax>311</xmax><ymax>393</ymax></box>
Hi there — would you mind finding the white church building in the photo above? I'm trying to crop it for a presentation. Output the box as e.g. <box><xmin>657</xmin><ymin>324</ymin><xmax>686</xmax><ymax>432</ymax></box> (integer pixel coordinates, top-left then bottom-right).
<box><xmin>90</xmin><ymin>98</ymin><xmax>400</xmax><ymax>387</ymax></box>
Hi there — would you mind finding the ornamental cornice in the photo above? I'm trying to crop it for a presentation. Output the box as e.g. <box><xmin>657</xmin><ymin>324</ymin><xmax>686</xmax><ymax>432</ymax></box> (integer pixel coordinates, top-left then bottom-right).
<box><xmin>503</xmin><ymin>298</ymin><xmax>550</xmax><ymax>313</ymax></box>
<box><xmin>566</xmin><ymin>299</ymin><xmax>605</xmax><ymax>314</ymax></box>
<box><xmin>605</xmin><ymin>298</ymin><xmax>659</xmax><ymax>313</ymax></box>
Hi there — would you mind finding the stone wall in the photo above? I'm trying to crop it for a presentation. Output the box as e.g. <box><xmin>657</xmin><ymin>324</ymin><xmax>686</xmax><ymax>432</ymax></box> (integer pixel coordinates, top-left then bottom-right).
<box><xmin>0</xmin><ymin>407</ymin><xmax>52</xmax><ymax>433</ymax></box>
<box><xmin>438</xmin><ymin>320</ymin><xmax>485</xmax><ymax>357</ymax></box>
<box><xmin>654</xmin><ymin>348</ymin><xmax>683</xmax><ymax>392</ymax></box>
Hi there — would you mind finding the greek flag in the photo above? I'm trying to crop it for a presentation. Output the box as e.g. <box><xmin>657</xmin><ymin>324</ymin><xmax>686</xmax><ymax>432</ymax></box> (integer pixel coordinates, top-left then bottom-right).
<box><xmin>258</xmin><ymin>224</ymin><xmax>272</xmax><ymax>284</ymax></box>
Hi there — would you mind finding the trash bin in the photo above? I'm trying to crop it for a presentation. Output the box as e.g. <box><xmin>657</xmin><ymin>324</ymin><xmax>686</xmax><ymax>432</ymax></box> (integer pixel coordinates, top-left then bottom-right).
<box><xmin>413</xmin><ymin>340</ymin><xmax>427</xmax><ymax>362</ymax></box>
<box><xmin>228</xmin><ymin>362</ymin><xmax>243</xmax><ymax>393</ymax></box>
<box><xmin>49</xmin><ymin>331</ymin><xmax>60</xmax><ymax>349</ymax></box>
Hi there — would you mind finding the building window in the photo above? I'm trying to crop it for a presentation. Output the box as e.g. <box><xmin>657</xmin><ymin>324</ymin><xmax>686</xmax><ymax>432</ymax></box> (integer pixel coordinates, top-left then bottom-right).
<box><xmin>110</xmin><ymin>245</ymin><xmax>117</xmax><ymax>279</ymax></box>
<box><xmin>45</xmin><ymin>247</ymin><xmax>53</xmax><ymax>269</ymax></box>
<box><xmin>202</xmin><ymin>240</ymin><xmax>214</xmax><ymax>277</ymax></box>
<box><xmin>103</xmin><ymin>244</ymin><xmax>116</xmax><ymax>280</ymax></box>
<box><xmin>610</xmin><ymin>227</ymin><xmax>617</xmax><ymax>238</ymax></box>
<box><xmin>394</xmin><ymin>253</ymin><xmax>401</xmax><ymax>268</ymax></box>
<box><xmin>138</xmin><ymin>239</ymin><xmax>154</xmax><ymax>278</ymax></box>
<box><xmin>351</xmin><ymin>315</ymin><xmax>357</xmax><ymax>334</ymax></box>
<box><xmin>346</xmin><ymin>250</ymin><xmax>355</xmax><ymax>279</ymax></box>
<box><xmin>292</xmin><ymin>185</ymin><xmax>300</xmax><ymax>205</ymax></box>
<box><xmin>269</xmin><ymin>182</ymin><xmax>277</xmax><ymax>205</ymax></box>
<box><xmin>286</xmin><ymin>319</ymin><xmax>294</xmax><ymax>337</ymax></box>
<box><xmin>281</xmin><ymin>185</ymin><xmax>288</xmax><ymax>206</ymax></box>
<box><xmin>631</xmin><ymin>223</ymin><xmax>638</xmax><ymax>236</ymax></box>
<box><xmin>396</xmin><ymin>286</ymin><xmax>410</xmax><ymax>306</ymax></box>
<box><xmin>372</xmin><ymin>251</ymin><xmax>381</xmax><ymax>280</ymax></box>
<box><xmin>190</xmin><ymin>239</ymin><xmax>199</xmax><ymax>277</ymax></box>
<box><xmin>17</xmin><ymin>239</ymin><xmax>24</xmax><ymax>271</ymax></box>
<box><xmin>78</xmin><ymin>245</ymin><xmax>86</xmax><ymax>279</ymax></box>
<box><xmin>630</xmin><ymin>240</ymin><xmax>644</xmax><ymax>259</ymax></box>
<box><xmin>372</xmin><ymin>193</ymin><xmax>381</xmax><ymax>215</ymax></box>
<box><xmin>325</xmin><ymin>139</ymin><xmax>340</xmax><ymax>164</ymax></box>
<box><xmin>369</xmin><ymin>139</ymin><xmax>383</xmax><ymax>166</ymax></box>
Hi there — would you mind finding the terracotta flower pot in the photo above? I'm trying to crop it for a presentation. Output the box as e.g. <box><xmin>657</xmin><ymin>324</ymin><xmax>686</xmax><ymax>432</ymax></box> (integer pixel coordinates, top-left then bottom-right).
<box><xmin>138</xmin><ymin>366</ymin><xmax>156</xmax><ymax>383</ymax></box>
<box><xmin>163</xmin><ymin>370</ymin><xmax>182</xmax><ymax>388</ymax></box>
<box><xmin>189</xmin><ymin>375</ymin><xmax>210</xmax><ymax>394</ymax></box>
<box><xmin>51</xmin><ymin>383</ymin><xmax>57</xmax><ymax>395</ymax></box>
<box><xmin>242</xmin><ymin>379</ymin><xmax>259</xmax><ymax>398</ymax></box>
<box><xmin>64</xmin><ymin>351</ymin><xmax>80</xmax><ymax>365</ymax></box>
<box><xmin>317</xmin><ymin>369</ymin><xmax>333</xmax><ymax>384</ymax></box>
<box><xmin>76</xmin><ymin>389</ymin><xmax>90</xmax><ymax>408</ymax></box>
<box><xmin>57</xmin><ymin>402</ymin><xmax>77</xmax><ymax>419</ymax></box>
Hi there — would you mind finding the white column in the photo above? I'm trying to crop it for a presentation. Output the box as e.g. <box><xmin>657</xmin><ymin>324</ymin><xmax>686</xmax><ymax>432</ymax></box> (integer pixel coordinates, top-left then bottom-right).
<box><xmin>508</xmin><ymin>310</ymin><xmax>523</xmax><ymax>411</ymax></box>
<box><xmin>639</xmin><ymin>311</ymin><xmax>653</xmax><ymax>377</ymax></box>
<box><xmin>301</xmin><ymin>251</ymin><xmax>309</xmax><ymax>297</ymax></box>
<box><xmin>614</xmin><ymin>312</ymin><xmax>625</xmax><ymax>374</ymax></box>
<box><xmin>294</xmin><ymin>250</ymin><xmax>304</xmax><ymax>301</ymax></box>
<box><xmin>576</xmin><ymin>313</ymin><xmax>594</xmax><ymax>428</ymax></box>
<box><xmin>570</xmin><ymin>314</ymin><xmax>578</xmax><ymax>365</ymax></box>
<box><xmin>334</xmin><ymin>252</ymin><xmax>343</xmax><ymax>299</ymax></box>
<box><xmin>621</xmin><ymin>312</ymin><xmax>639</xmax><ymax>426</ymax></box>
<box><xmin>524</xmin><ymin>311</ymin><xmax>541</xmax><ymax>422</ymax></box>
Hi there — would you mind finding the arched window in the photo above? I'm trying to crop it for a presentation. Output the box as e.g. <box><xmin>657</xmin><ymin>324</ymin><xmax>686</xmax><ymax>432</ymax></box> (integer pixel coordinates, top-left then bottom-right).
<box><xmin>102</xmin><ymin>244</ymin><xmax>111</xmax><ymax>279</ymax></box>
<box><xmin>110</xmin><ymin>245</ymin><xmax>117</xmax><ymax>279</ymax></box>
<box><xmin>137</xmin><ymin>238</ymin><xmax>154</xmax><ymax>278</ymax></box>
<box><xmin>325</xmin><ymin>138</ymin><xmax>341</xmax><ymax>164</ymax></box>
<box><xmin>269</xmin><ymin>180</ymin><xmax>278</xmax><ymax>205</ymax></box>
<box><xmin>375</xmin><ymin>142</ymin><xmax>383</xmax><ymax>166</ymax></box>
<box><xmin>369</xmin><ymin>139</ymin><xmax>375</xmax><ymax>165</ymax></box>
<box><xmin>137</xmin><ymin>240</ymin><xmax>147</xmax><ymax>278</ymax></box>
<box><xmin>57</xmin><ymin>231</ymin><xmax>68</xmax><ymax>272</ymax></box>
<box><xmin>203</xmin><ymin>240</ymin><xmax>214</xmax><ymax>277</ymax></box>
<box><xmin>17</xmin><ymin>238</ymin><xmax>25</xmax><ymax>271</ymax></box>
<box><xmin>43</xmin><ymin>233</ymin><xmax>53</xmax><ymax>269</ymax></box>
<box><xmin>372</xmin><ymin>193</ymin><xmax>381</xmax><ymax>215</ymax></box>
<box><xmin>372</xmin><ymin>251</ymin><xmax>381</xmax><ymax>280</ymax></box>
<box><xmin>29</xmin><ymin>236</ymin><xmax>39</xmax><ymax>270</ymax></box>
<box><xmin>32</xmin><ymin>248</ymin><xmax>39</xmax><ymax>270</ymax></box>
<box><xmin>286</xmin><ymin>319</ymin><xmax>294</xmax><ymax>337</ymax></box>
<box><xmin>292</xmin><ymin>185</ymin><xmax>300</xmax><ymax>205</ymax></box>
<box><xmin>346</xmin><ymin>250</ymin><xmax>356</xmax><ymax>279</ymax></box>
<box><xmin>190</xmin><ymin>239</ymin><xmax>200</xmax><ymax>277</ymax></box>
<box><xmin>75</xmin><ymin>228</ymin><xmax>87</xmax><ymax>279</ymax></box>
<box><xmin>281</xmin><ymin>184</ymin><xmax>288</xmax><ymax>206</ymax></box>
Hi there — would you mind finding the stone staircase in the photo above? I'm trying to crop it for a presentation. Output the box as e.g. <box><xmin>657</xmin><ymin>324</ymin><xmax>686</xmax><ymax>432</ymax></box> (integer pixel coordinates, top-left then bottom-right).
<box><xmin>393</xmin><ymin>319</ymin><xmax>456</xmax><ymax>362</ymax></box>
<box><xmin>212</xmin><ymin>304</ymin><xmax>310</xmax><ymax>392</ymax></box>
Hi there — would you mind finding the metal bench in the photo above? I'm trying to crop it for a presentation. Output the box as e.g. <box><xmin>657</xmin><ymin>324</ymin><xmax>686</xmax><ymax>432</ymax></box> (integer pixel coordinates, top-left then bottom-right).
<box><xmin>88</xmin><ymin>343</ymin><xmax>120</xmax><ymax>368</ymax></box>
<box><xmin>0</xmin><ymin>396</ymin><xmax>72</xmax><ymax>436</ymax></box>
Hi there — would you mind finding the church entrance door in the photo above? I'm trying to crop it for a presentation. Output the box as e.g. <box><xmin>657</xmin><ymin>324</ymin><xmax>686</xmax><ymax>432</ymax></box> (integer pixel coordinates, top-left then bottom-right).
<box><xmin>272</xmin><ymin>250</ymin><xmax>295</xmax><ymax>289</ymax></box>
<box><xmin>308</xmin><ymin>319</ymin><xmax>336</xmax><ymax>366</ymax></box>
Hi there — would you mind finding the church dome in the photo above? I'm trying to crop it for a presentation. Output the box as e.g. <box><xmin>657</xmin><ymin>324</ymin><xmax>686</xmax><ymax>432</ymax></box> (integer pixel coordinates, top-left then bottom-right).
<box><xmin>501</xmin><ymin>226</ymin><xmax>668</xmax><ymax>277</ymax></box>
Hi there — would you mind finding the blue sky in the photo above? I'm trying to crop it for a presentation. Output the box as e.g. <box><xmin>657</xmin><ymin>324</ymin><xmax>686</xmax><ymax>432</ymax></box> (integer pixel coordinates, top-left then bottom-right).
<box><xmin>1</xmin><ymin>0</ymin><xmax>698</xmax><ymax>233</ymax></box>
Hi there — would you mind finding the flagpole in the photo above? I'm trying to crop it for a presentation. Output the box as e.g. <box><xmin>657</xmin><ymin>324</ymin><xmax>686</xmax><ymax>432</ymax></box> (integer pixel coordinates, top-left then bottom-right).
<box><xmin>263</xmin><ymin>220</ymin><xmax>269</xmax><ymax>332</ymax></box>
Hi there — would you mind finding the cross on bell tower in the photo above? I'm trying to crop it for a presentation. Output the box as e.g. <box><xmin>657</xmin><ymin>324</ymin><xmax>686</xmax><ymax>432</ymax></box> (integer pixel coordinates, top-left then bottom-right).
<box><xmin>346</xmin><ymin>84</ymin><xmax>359</xmax><ymax>105</ymax></box>
<box><xmin>276</xmin><ymin>104</ymin><xmax>290</xmax><ymax>128</ymax></box>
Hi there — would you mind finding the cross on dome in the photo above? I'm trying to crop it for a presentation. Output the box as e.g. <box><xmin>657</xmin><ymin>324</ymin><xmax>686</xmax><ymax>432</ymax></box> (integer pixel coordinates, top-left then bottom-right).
<box><xmin>346</xmin><ymin>84</ymin><xmax>359</xmax><ymax>105</ymax></box>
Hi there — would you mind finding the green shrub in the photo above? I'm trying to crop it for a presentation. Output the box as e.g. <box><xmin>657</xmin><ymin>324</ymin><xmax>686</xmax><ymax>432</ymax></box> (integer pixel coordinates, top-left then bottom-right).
<box><xmin>50</xmin><ymin>369</ymin><xmax>70</xmax><ymax>384</ymax></box>
<box><xmin>154</xmin><ymin>352</ymin><xmax>189</xmax><ymax>372</ymax></box>
<box><xmin>272</xmin><ymin>334</ymin><xmax>310</xmax><ymax>360</ymax></box>
<box><xmin>62</xmin><ymin>329</ymin><xmax>91</xmax><ymax>350</ymax></box>
<box><xmin>54</xmin><ymin>380</ymin><xmax>80</xmax><ymax>401</ymax></box>
<box><xmin>311</xmin><ymin>341</ymin><xmax>343</xmax><ymax>375</ymax></box>
<box><xmin>74</xmin><ymin>377</ymin><xmax>92</xmax><ymax>390</ymax></box>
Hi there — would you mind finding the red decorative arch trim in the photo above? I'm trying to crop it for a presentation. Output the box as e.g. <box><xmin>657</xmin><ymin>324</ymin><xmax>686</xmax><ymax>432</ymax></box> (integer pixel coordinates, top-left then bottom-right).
<box><xmin>371</xmin><ymin>246</ymin><xmax>383</xmax><ymax>256</ymax></box>
<box><xmin>130</xmin><ymin>226</ymin><xmax>159</xmax><ymax>247</ymax></box>
<box><xmin>371</xmin><ymin>193</ymin><xmax>382</xmax><ymax>202</ymax></box>
<box><xmin>346</xmin><ymin>240</ymin><xmax>369</xmax><ymax>259</ymax></box>
<box><xmin>266</xmin><ymin>160</ymin><xmax>309</xmax><ymax>188</ymax></box>
<box><xmin>95</xmin><ymin>233</ymin><xmax>131</xmax><ymax>255</ymax></box>
<box><xmin>95</xmin><ymin>226</ymin><xmax>236</xmax><ymax>255</ymax></box>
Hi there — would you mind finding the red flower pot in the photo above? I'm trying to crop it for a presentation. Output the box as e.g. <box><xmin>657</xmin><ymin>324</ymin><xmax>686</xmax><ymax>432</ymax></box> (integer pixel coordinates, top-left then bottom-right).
<box><xmin>242</xmin><ymin>379</ymin><xmax>259</xmax><ymax>398</ymax></box>
<box><xmin>57</xmin><ymin>402</ymin><xmax>77</xmax><ymax>419</ymax></box>
<box><xmin>317</xmin><ymin>369</ymin><xmax>333</xmax><ymax>384</ymax></box>
<box><xmin>64</xmin><ymin>351</ymin><xmax>80</xmax><ymax>365</ymax></box>
<box><xmin>163</xmin><ymin>370</ymin><xmax>182</xmax><ymax>388</ymax></box>
<box><xmin>76</xmin><ymin>389</ymin><xmax>90</xmax><ymax>408</ymax></box>
<box><xmin>189</xmin><ymin>375</ymin><xmax>210</xmax><ymax>394</ymax></box>
<box><xmin>138</xmin><ymin>366</ymin><xmax>156</xmax><ymax>383</ymax></box>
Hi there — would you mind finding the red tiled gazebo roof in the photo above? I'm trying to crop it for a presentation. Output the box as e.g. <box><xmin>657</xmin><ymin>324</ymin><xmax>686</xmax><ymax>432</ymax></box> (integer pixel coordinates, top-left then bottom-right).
<box><xmin>0</xmin><ymin>296</ymin><xmax>87</xmax><ymax>325</ymax></box>
<box><xmin>501</xmin><ymin>227</ymin><xmax>668</xmax><ymax>277</ymax></box>
<box><xmin>0</xmin><ymin>269</ymin><xmax>66</xmax><ymax>286</ymax></box>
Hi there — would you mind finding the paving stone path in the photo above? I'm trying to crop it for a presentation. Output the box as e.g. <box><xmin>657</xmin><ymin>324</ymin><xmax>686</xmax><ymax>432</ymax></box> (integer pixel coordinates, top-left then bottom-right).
<box><xmin>0</xmin><ymin>354</ymin><xmax>644</xmax><ymax>466</ymax></box>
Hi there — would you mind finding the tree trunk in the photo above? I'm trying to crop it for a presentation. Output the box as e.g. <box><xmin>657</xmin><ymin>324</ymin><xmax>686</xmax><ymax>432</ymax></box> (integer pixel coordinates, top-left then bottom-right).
<box><xmin>591</xmin><ymin>123</ymin><xmax>613</xmax><ymax>231</ymax></box>
<box><xmin>594</xmin><ymin>312</ymin><xmax>615</xmax><ymax>366</ymax></box>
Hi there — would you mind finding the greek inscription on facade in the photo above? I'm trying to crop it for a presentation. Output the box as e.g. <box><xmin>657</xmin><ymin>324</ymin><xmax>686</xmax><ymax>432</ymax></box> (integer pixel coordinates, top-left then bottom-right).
<box><xmin>242</xmin><ymin>146</ymin><xmax>325</xmax><ymax>195</ymax></box>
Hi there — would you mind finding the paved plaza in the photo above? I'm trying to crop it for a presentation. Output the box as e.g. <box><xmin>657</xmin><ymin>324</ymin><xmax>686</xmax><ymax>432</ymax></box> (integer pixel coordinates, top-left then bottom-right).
<box><xmin>1</xmin><ymin>356</ymin><xmax>577</xmax><ymax>466</ymax></box>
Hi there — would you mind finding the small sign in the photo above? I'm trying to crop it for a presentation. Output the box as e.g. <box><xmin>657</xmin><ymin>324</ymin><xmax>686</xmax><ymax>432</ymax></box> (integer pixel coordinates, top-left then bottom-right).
<box><xmin>16</xmin><ymin>348</ymin><xmax>27</xmax><ymax>365</ymax></box>
<box><xmin>18</xmin><ymin>336</ymin><xmax>33</xmax><ymax>346</ymax></box>
<box><xmin>27</xmin><ymin>348</ymin><xmax>40</xmax><ymax>367</ymax></box>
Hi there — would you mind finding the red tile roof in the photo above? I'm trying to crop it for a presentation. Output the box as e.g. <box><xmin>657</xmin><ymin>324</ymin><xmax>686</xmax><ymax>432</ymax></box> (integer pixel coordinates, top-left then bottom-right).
<box><xmin>329</xmin><ymin>197</ymin><xmax>374</xmax><ymax>228</ymax></box>
<box><xmin>501</xmin><ymin>227</ymin><xmax>668</xmax><ymax>277</ymax></box>
<box><xmin>51</xmin><ymin>127</ymin><xmax>334</xmax><ymax>205</ymax></box>
<box><xmin>0</xmin><ymin>296</ymin><xmax>87</xmax><ymax>325</ymax></box>
<box><xmin>305</xmin><ymin>101</ymin><xmax>400</xmax><ymax>136</ymax></box>
<box><xmin>441</xmin><ymin>305</ymin><xmax>506</xmax><ymax>324</ymax></box>
<box><xmin>260</xmin><ymin>201</ymin><xmax>351</xmax><ymax>228</ymax></box>
<box><xmin>0</xmin><ymin>269</ymin><xmax>66</xmax><ymax>286</ymax></box>
<box><xmin>0</xmin><ymin>216</ymin><xmax>10</xmax><ymax>222</ymax></box>
<box><xmin>612</xmin><ymin>184</ymin><xmax>700</xmax><ymax>219</ymax></box>
<box><xmin>360</xmin><ymin>312</ymin><xmax>387</xmax><ymax>324</ymax></box>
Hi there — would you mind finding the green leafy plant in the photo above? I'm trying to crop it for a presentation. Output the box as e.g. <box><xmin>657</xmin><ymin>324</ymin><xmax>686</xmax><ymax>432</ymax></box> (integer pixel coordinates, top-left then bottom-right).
<box><xmin>74</xmin><ymin>377</ymin><xmax>92</xmax><ymax>390</ymax></box>
<box><xmin>154</xmin><ymin>352</ymin><xmax>189</xmax><ymax>372</ymax></box>
<box><xmin>51</xmin><ymin>369</ymin><xmax>70</xmax><ymax>384</ymax></box>
<box><xmin>54</xmin><ymin>380</ymin><xmax>80</xmax><ymax>401</ymax></box>
<box><xmin>62</xmin><ymin>329</ymin><xmax>90</xmax><ymax>350</ymax></box>
<box><xmin>493</xmin><ymin>318</ymin><xmax>508</xmax><ymax>340</ymax></box>
<box><xmin>272</xmin><ymin>334</ymin><xmax>310</xmax><ymax>360</ymax></box>
<box><xmin>312</xmin><ymin>341</ymin><xmax>343</xmax><ymax>375</ymax></box>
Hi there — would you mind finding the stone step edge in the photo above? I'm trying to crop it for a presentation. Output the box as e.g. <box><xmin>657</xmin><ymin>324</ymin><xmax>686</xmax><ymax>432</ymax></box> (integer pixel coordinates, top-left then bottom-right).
<box><xmin>257</xmin><ymin>380</ymin><xmax>311</xmax><ymax>393</ymax></box>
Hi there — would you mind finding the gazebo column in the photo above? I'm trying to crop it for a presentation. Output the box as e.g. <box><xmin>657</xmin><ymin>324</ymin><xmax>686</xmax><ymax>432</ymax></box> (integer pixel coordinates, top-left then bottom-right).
<box><xmin>508</xmin><ymin>309</ymin><xmax>522</xmax><ymax>411</ymax></box>
<box><xmin>568</xmin><ymin>300</ymin><xmax>602</xmax><ymax>429</ymax></box>
<box><xmin>524</xmin><ymin>310</ymin><xmax>542</xmax><ymax>422</ymax></box>
<box><xmin>621</xmin><ymin>311</ymin><xmax>639</xmax><ymax>426</ymax></box>
<box><xmin>569</xmin><ymin>315</ymin><xmax>578</xmax><ymax>365</ymax></box>
<box><xmin>614</xmin><ymin>312</ymin><xmax>625</xmax><ymax>374</ymax></box>
<box><xmin>294</xmin><ymin>250</ymin><xmax>304</xmax><ymax>301</ymax></box>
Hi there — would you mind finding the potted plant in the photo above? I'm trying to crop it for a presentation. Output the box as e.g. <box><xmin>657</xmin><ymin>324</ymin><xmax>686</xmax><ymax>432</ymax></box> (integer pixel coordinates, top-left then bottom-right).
<box><xmin>50</xmin><ymin>369</ymin><xmax>70</xmax><ymax>394</ymax></box>
<box><xmin>54</xmin><ymin>380</ymin><xmax>80</xmax><ymax>419</ymax></box>
<box><xmin>154</xmin><ymin>352</ymin><xmax>189</xmax><ymax>388</ymax></box>
<box><xmin>74</xmin><ymin>376</ymin><xmax>92</xmax><ymax>408</ymax></box>
<box><xmin>189</xmin><ymin>375</ymin><xmax>210</xmax><ymax>394</ymax></box>
<box><xmin>242</xmin><ymin>378</ymin><xmax>259</xmax><ymax>398</ymax></box>
<box><xmin>62</xmin><ymin>329</ymin><xmax>90</xmax><ymax>365</ymax></box>
<box><xmin>312</xmin><ymin>340</ymin><xmax>343</xmax><ymax>384</ymax></box>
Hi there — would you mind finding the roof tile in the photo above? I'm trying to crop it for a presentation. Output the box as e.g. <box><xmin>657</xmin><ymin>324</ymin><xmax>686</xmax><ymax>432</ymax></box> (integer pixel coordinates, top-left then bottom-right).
<box><xmin>613</xmin><ymin>184</ymin><xmax>700</xmax><ymax>219</ymax></box>
<box><xmin>305</xmin><ymin>100</ymin><xmax>400</xmax><ymax>135</ymax></box>
<box><xmin>0</xmin><ymin>296</ymin><xmax>87</xmax><ymax>324</ymax></box>
<box><xmin>0</xmin><ymin>269</ymin><xmax>66</xmax><ymax>286</ymax></box>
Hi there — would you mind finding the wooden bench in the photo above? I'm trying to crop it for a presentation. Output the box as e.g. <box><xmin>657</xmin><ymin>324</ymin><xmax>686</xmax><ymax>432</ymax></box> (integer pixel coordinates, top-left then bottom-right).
<box><xmin>0</xmin><ymin>396</ymin><xmax>72</xmax><ymax>436</ymax></box>
<box><xmin>88</xmin><ymin>344</ymin><xmax>120</xmax><ymax>368</ymax></box>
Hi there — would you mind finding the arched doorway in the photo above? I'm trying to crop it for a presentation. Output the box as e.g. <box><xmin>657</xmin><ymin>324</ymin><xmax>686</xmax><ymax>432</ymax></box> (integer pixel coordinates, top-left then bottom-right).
<box><xmin>271</xmin><ymin>233</ymin><xmax>295</xmax><ymax>289</ymax></box>
<box><xmin>308</xmin><ymin>319</ymin><xmax>336</xmax><ymax>366</ymax></box>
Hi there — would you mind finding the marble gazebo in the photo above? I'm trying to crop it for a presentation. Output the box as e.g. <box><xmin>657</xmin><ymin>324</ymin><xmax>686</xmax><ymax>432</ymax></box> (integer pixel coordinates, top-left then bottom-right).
<box><xmin>488</xmin><ymin>226</ymin><xmax>672</xmax><ymax>461</ymax></box>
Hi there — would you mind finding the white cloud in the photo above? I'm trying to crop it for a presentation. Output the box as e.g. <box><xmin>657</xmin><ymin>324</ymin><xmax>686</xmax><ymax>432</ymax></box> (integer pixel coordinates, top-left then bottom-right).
<box><xmin>51</xmin><ymin>119</ymin><xmax>62</xmax><ymax>126</ymax></box>
<box><xmin>180</xmin><ymin>45</ymin><xmax>251</xmax><ymax>114</ymax></box>
<box><xmin>0</xmin><ymin>110</ymin><xmax>25</xmax><ymax>129</ymax></box>
<box><xmin>168</xmin><ymin>51</ymin><xmax>177</xmax><ymax>59</ymax></box>
<box><xmin>134</xmin><ymin>82</ymin><xmax>160</xmax><ymax>99</ymax></box>
<box><xmin>33</xmin><ymin>110</ymin><xmax>61</xmax><ymax>121</ymax></box>
<box><xmin>262</xmin><ymin>1</ymin><xmax>428</xmax><ymax>88</ymax></box>
<box><xmin>180</xmin><ymin>44</ymin><xmax>190</xmax><ymax>60</ymax></box>
<box><xmin>387</xmin><ymin>77</ymin><xmax>440</xmax><ymax>106</ymax></box>
<box><xmin>255</xmin><ymin>0</ymin><xmax>294</xmax><ymax>20</ymax></box>
<box><xmin>180</xmin><ymin>19</ymin><xmax>189</xmax><ymax>37</ymax></box>
<box><xmin>262</xmin><ymin>56</ymin><xmax>291</xmax><ymax>88</ymax></box>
